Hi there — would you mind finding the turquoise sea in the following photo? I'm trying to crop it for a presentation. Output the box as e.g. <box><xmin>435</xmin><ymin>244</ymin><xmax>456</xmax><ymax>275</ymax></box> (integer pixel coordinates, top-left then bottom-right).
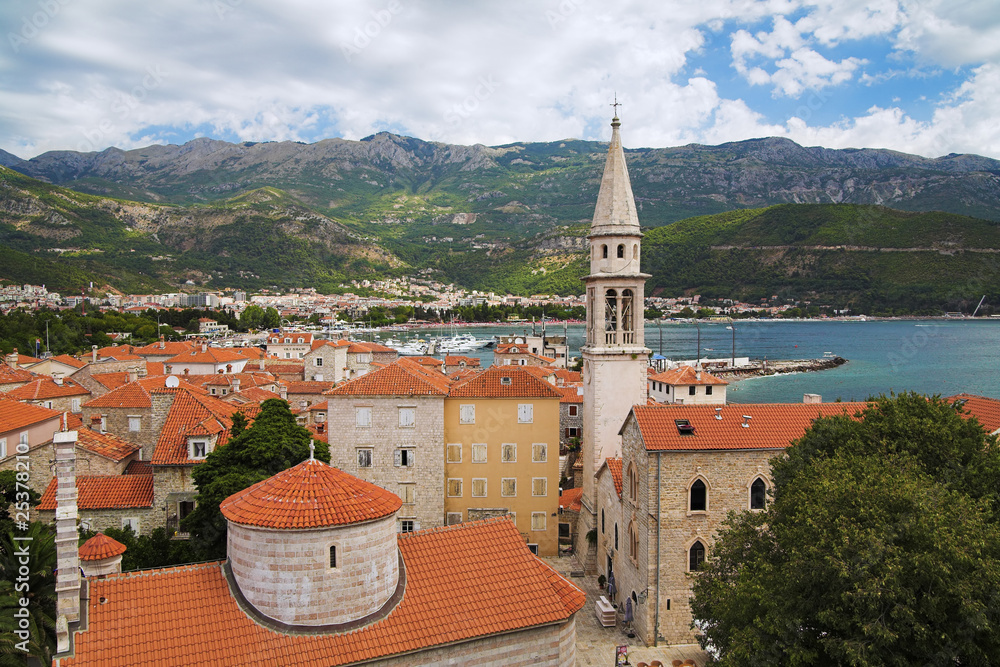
<box><xmin>376</xmin><ymin>319</ymin><xmax>1000</xmax><ymax>404</ymax></box>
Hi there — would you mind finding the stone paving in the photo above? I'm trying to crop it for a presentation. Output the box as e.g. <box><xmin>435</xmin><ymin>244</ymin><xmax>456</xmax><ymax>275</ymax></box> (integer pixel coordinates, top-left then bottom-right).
<box><xmin>543</xmin><ymin>556</ymin><xmax>708</xmax><ymax>667</ymax></box>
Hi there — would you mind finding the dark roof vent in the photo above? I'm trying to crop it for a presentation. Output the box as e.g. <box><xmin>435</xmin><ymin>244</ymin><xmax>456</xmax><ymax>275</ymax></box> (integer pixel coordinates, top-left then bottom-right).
<box><xmin>675</xmin><ymin>419</ymin><xmax>696</xmax><ymax>436</ymax></box>
<box><xmin>500</xmin><ymin>377</ymin><xmax>512</xmax><ymax>385</ymax></box>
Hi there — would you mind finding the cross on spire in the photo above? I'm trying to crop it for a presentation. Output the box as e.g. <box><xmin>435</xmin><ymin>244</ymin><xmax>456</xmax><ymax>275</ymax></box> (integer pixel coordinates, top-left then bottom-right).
<box><xmin>611</xmin><ymin>94</ymin><xmax>621</xmax><ymax>118</ymax></box>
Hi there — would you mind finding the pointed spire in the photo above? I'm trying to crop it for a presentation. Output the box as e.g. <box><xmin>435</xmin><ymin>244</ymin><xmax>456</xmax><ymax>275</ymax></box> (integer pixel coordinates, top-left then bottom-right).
<box><xmin>591</xmin><ymin>115</ymin><xmax>641</xmax><ymax>236</ymax></box>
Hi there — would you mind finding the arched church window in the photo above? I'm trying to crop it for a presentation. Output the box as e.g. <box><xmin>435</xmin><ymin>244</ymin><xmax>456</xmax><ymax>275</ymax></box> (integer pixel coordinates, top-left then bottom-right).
<box><xmin>633</xmin><ymin>243</ymin><xmax>638</xmax><ymax>259</ymax></box>
<box><xmin>602</xmin><ymin>244</ymin><xmax>608</xmax><ymax>259</ymax></box>
<box><xmin>628</xmin><ymin>521</ymin><xmax>639</xmax><ymax>563</ymax></box>
<box><xmin>627</xmin><ymin>463</ymin><xmax>637</xmax><ymax>500</ymax></box>
<box><xmin>690</xmin><ymin>478</ymin><xmax>707</xmax><ymax>512</ymax></box>
<box><xmin>605</xmin><ymin>290</ymin><xmax>618</xmax><ymax>343</ymax></box>
<box><xmin>750</xmin><ymin>478</ymin><xmax>767</xmax><ymax>510</ymax></box>
<box><xmin>689</xmin><ymin>540</ymin><xmax>706</xmax><ymax>571</ymax></box>
<box><xmin>617</xmin><ymin>244</ymin><xmax>625</xmax><ymax>258</ymax></box>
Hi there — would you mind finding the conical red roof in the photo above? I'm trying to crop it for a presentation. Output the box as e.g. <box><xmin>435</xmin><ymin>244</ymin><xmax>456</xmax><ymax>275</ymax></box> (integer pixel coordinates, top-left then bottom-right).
<box><xmin>79</xmin><ymin>533</ymin><xmax>127</xmax><ymax>561</ymax></box>
<box><xmin>220</xmin><ymin>459</ymin><xmax>402</xmax><ymax>529</ymax></box>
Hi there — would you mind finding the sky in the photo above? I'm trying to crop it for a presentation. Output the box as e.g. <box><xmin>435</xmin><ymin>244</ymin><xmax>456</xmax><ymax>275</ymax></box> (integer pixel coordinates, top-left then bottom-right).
<box><xmin>2</xmin><ymin>0</ymin><xmax>1000</xmax><ymax>159</ymax></box>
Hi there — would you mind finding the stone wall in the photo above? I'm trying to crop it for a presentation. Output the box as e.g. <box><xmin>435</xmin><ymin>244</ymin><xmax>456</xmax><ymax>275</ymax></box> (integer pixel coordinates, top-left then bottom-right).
<box><xmin>228</xmin><ymin>515</ymin><xmax>399</xmax><ymax>626</ymax></box>
<box><xmin>79</xmin><ymin>407</ymin><xmax>155</xmax><ymax>459</ymax></box>
<box><xmin>37</xmin><ymin>505</ymin><xmax>156</xmax><ymax>537</ymax></box>
<box><xmin>302</xmin><ymin>345</ymin><xmax>348</xmax><ymax>383</ymax></box>
<box><xmin>0</xmin><ymin>441</ymin><xmax>133</xmax><ymax>496</ymax></box>
<box><xmin>325</xmin><ymin>394</ymin><xmax>444</xmax><ymax>531</ymax></box>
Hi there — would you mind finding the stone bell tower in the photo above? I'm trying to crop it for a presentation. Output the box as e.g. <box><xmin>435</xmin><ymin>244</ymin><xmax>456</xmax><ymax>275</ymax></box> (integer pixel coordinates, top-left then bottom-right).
<box><xmin>576</xmin><ymin>113</ymin><xmax>650</xmax><ymax>568</ymax></box>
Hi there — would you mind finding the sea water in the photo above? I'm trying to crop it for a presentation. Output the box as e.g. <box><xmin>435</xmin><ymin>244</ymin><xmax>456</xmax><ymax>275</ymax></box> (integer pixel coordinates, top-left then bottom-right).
<box><xmin>369</xmin><ymin>319</ymin><xmax>1000</xmax><ymax>404</ymax></box>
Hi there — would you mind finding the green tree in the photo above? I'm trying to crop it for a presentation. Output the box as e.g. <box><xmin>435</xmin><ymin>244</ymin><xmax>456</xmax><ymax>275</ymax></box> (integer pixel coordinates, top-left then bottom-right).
<box><xmin>262</xmin><ymin>307</ymin><xmax>281</xmax><ymax>330</ymax></box>
<box><xmin>0</xmin><ymin>522</ymin><xmax>55</xmax><ymax>665</ymax></box>
<box><xmin>182</xmin><ymin>399</ymin><xmax>330</xmax><ymax>560</ymax></box>
<box><xmin>240</xmin><ymin>304</ymin><xmax>265</xmax><ymax>330</ymax></box>
<box><xmin>78</xmin><ymin>526</ymin><xmax>197</xmax><ymax>572</ymax></box>
<box><xmin>691</xmin><ymin>393</ymin><xmax>1000</xmax><ymax>666</ymax></box>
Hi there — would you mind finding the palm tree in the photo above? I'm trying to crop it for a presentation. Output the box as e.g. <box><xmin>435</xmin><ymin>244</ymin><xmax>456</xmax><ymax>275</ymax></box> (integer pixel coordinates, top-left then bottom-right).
<box><xmin>0</xmin><ymin>522</ymin><xmax>56</xmax><ymax>665</ymax></box>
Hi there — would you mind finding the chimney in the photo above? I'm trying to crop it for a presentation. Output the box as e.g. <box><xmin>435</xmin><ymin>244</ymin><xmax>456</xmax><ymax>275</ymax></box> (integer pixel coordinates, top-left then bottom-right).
<box><xmin>715</xmin><ymin>407</ymin><xmax>722</xmax><ymax>421</ymax></box>
<box><xmin>183</xmin><ymin>368</ymin><xmax>190</xmax><ymax>378</ymax></box>
<box><xmin>300</xmin><ymin>399</ymin><xmax>308</xmax><ymax>411</ymax></box>
<box><xmin>279</xmin><ymin>385</ymin><xmax>288</xmax><ymax>400</ymax></box>
<box><xmin>127</xmin><ymin>367</ymin><xmax>138</xmax><ymax>383</ymax></box>
<box><xmin>53</xmin><ymin>428</ymin><xmax>81</xmax><ymax>653</ymax></box>
<box><xmin>138</xmin><ymin>365</ymin><xmax>147</xmax><ymax>378</ymax></box>
<box><xmin>696</xmin><ymin>370</ymin><xmax>702</xmax><ymax>382</ymax></box>
<box><xmin>91</xmin><ymin>345</ymin><xmax>98</xmax><ymax>363</ymax></box>
<box><xmin>741</xmin><ymin>415</ymin><xmax>752</xmax><ymax>428</ymax></box>
<box><xmin>201</xmin><ymin>342</ymin><xmax>207</xmax><ymax>353</ymax></box>
<box><xmin>90</xmin><ymin>415</ymin><xmax>102</xmax><ymax>431</ymax></box>
<box><xmin>53</xmin><ymin>371</ymin><xmax>64</xmax><ymax>386</ymax></box>
<box><xmin>231</xmin><ymin>377</ymin><xmax>240</xmax><ymax>393</ymax></box>
<box><xmin>259</xmin><ymin>358</ymin><xmax>265</xmax><ymax>371</ymax></box>
<box><xmin>6</xmin><ymin>349</ymin><xmax>18</xmax><ymax>369</ymax></box>
<box><xmin>803</xmin><ymin>393</ymin><xmax>822</xmax><ymax>404</ymax></box>
<box><xmin>159</xmin><ymin>334</ymin><xmax>165</xmax><ymax>350</ymax></box>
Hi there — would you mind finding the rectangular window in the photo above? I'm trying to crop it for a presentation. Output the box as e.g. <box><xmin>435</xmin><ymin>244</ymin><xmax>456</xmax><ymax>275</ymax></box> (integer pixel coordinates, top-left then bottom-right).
<box><xmin>71</xmin><ymin>398</ymin><xmax>80</xmax><ymax>413</ymax></box>
<box><xmin>446</xmin><ymin>512</ymin><xmax>463</xmax><ymax>525</ymax></box>
<box><xmin>122</xmin><ymin>517</ymin><xmax>139</xmax><ymax>534</ymax></box>
<box><xmin>394</xmin><ymin>449</ymin><xmax>415</xmax><ymax>467</ymax></box>
<box><xmin>518</xmin><ymin>403</ymin><xmax>533</xmax><ymax>423</ymax></box>
<box><xmin>19</xmin><ymin>432</ymin><xmax>28</xmax><ymax>446</ymax></box>
<box><xmin>398</xmin><ymin>407</ymin><xmax>415</xmax><ymax>428</ymax></box>
<box><xmin>315</xmin><ymin>357</ymin><xmax>323</xmax><ymax>367</ymax></box>
<box><xmin>565</xmin><ymin>427</ymin><xmax>579</xmax><ymax>439</ymax></box>
<box><xmin>0</xmin><ymin>438</ymin><xmax>6</xmax><ymax>458</ymax></box>
<box><xmin>471</xmin><ymin>478</ymin><xmax>487</xmax><ymax>497</ymax></box>
<box><xmin>568</xmin><ymin>404</ymin><xmax>578</xmax><ymax>416</ymax></box>
<box><xmin>357</xmin><ymin>448</ymin><xmax>373</xmax><ymax>468</ymax></box>
<box><xmin>559</xmin><ymin>522</ymin><xmax>571</xmax><ymax>538</ymax></box>
<box><xmin>459</xmin><ymin>404</ymin><xmax>475</xmax><ymax>424</ymax></box>
<box><xmin>531</xmin><ymin>512</ymin><xmax>546</xmax><ymax>531</ymax></box>
<box><xmin>329</xmin><ymin>545</ymin><xmax>337</xmax><ymax>567</ymax></box>
<box><xmin>399</xmin><ymin>520</ymin><xmax>415</xmax><ymax>533</ymax></box>
<box><xmin>398</xmin><ymin>483</ymin><xmax>416</xmax><ymax>504</ymax></box>
<box><xmin>501</xmin><ymin>443</ymin><xmax>516</xmax><ymax>463</ymax></box>
<box><xmin>128</xmin><ymin>416</ymin><xmax>141</xmax><ymax>432</ymax></box>
<box><xmin>472</xmin><ymin>443</ymin><xmax>487</xmax><ymax>463</ymax></box>
<box><xmin>446</xmin><ymin>443</ymin><xmax>462</xmax><ymax>463</ymax></box>
<box><xmin>532</xmin><ymin>477</ymin><xmax>547</xmax><ymax>497</ymax></box>
<box><xmin>501</xmin><ymin>478</ymin><xmax>516</xmax><ymax>497</ymax></box>
<box><xmin>447</xmin><ymin>478</ymin><xmax>463</xmax><ymax>497</ymax></box>
<box><xmin>689</xmin><ymin>386</ymin><xmax>696</xmax><ymax>396</ymax></box>
<box><xmin>355</xmin><ymin>406</ymin><xmax>372</xmax><ymax>428</ymax></box>
<box><xmin>706</xmin><ymin>385</ymin><xmax>713</xmax><ymax>395</ymax></box>
<box><xmin>532</xmin><ymin>443</ymin><xmax>547</xmax><ymax>463</ymax></box>
<box><xmin>191</xmin><ymin>441</ymin><xmax>207</xmax><ymax>459</ymax></box>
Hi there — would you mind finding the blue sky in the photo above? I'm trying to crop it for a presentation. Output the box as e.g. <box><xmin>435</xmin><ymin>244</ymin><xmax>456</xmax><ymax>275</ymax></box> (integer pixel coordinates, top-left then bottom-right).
<box><xmin>2</xmin><ymin>0</ymin><xmax>1000</xmax><ymax>158</ymax></box>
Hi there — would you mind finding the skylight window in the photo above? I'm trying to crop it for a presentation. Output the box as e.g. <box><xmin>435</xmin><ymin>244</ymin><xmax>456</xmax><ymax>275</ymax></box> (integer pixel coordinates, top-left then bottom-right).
<box><xmin>675</xmin><ymin>419</ymin><xmax>696</xmax><ymax>436</ymax></box>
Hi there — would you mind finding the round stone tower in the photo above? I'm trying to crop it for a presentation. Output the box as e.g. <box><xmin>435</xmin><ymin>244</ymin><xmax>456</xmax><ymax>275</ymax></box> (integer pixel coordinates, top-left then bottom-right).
<box><xmin>220</xmin><ymin>455</ymin><xmax>403</xmax><ymax>627</ymax></box>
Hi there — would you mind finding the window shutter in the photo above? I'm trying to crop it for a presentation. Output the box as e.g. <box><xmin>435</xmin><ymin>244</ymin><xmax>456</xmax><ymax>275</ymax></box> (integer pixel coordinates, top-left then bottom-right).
<box><xmin>394</xmin><ymin>449</ymin><xmax>402</xmax><ymax>467</ymax></box>
<box><xmin>407</xmin><ymin>450</ymin><xmax>415</xmax><ymax>467</ymax></box>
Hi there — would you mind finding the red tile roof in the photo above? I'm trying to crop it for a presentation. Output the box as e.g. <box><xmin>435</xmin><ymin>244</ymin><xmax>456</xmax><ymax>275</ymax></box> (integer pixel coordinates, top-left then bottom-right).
<box><xmin>558</xmin><ymin>386</ymin><xmax>583</xmax><ymax>403</ymax></box>
<box><xmin>61</xmin><ymin>518</ymin><xmax>583</xmax><ymax>666</ymax></box>
<box><xmin>559</xmin><ymin>487</ymin><xmax>583</xmax><ymax>512</ymax></box>
<box><xmin>48</xmin><ymin>354</ymin><xmax>86</xmax><ymax>369</ymax></box>
<box><xmin>649</xmin><ymin>365</ymin><xmax>728</xmax><ymax>386</ymax></box>
<box><xmin>152</xmin><ymin>390</ymin><xmax>243</xmax><ymax>465</ymax></box>
<box><xmin>444</xmin><ymin>355</ymin><xmax>480</xmax><ymax>367</ymax></box>
<box><xmin>283</xmin><ymin>381</ymin><xmax>337</xmax><ymax>394</ymax></box>
<box><xmin>124</xmin><ymin>460</ymin><xmax>152</xmax><ymax>475</ymax></box>
<box><xmin>554</xmin><ymin>369</ymin><xmax>582</xmax><ymax>384</ymax></box>
<box><xmin>602</xmin><ymin>457</ymin><xmax>623</xmax><ymax>498</ymax></box>
<box><xmin>0</xmin><ymin>397</ymin><xmax>60</xmax><ymax>434</ymax></box>
<box><xmin>221</xmin><ymin>458</ymin><xmax>402</xmax><ymax>529</ymax></box>
<box><xmin>233</xmin><ymin>346</ymin><xmax>267</xmax><ymax>360</ymax></box>
<box><xmin>131</xmin><ymin>340</ymin><xmax>195</xmax><ymax>356</ymax></box>
<box><xmin>348</xmin><ymin>341</ymin><xmax>396</xmax><ymax>354</ymax></box>
<box><xmin>226</xmin><ymin>386</ymin><xmax>282</xmax><ymax>403</ymax></box>
<box><xmin>37</xmin><ymin>474</ymin><xmax>153</xmax><ymax>510</ymax></box>
<box><xmin>83</xmin><ymin>376</ymin><xmax>206</xmax><ymax>409</ymax></box>
<box><xmin>79</xmin><ymin>533</ymin><xmax>127</xmax><ymax>561</ymax></box>
<box><xmin>449</xmin><ymin>365</ymin><xmax>563</xmax><ymax>398</ymax></box>
<box><xmin>328</xmin><ymin>358</ymin><xmax>452</xmax><ymax>396</ymax></box>
<box><xmin>90</xmin><ymin>372</ymin><xmax>132</xmax><ymax>391</ymax></box>
<box><xmin>948</xmin><ymin>394</ymin><xmax>1000</xmax><ymax>433</ymax></box>
<box><xmin>77</xmin><ymin>429</ymin><xmax>139</xmax><ymax>462</ymax></box>
<box><xmin>630</xmin><ymin>402</ymin><xmax>867</xmax><ymax>451</ymax></box>
<box><xmin>165</xmin><ymin>347</ymin><xmax>248</xmax><ymax>364</ymax></box>
<box><xmin>0</xmin><ymin>362</ymin><xmax>34</xmax><ymax>384</ymax></box>
<box><xmin>5</xmin><ymin>376</ymin><xmax>90</xmax><ymax>400</ymax></box>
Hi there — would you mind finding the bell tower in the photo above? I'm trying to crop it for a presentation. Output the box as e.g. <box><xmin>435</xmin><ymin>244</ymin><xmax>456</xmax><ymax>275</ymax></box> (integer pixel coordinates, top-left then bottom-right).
<box><xmin>577</xmin><ymin>113</ymin><xmax>650</xmax><ymax>567</ymax></box>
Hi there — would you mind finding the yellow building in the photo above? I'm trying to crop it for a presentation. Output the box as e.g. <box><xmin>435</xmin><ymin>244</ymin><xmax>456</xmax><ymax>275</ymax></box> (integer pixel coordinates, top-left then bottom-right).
<box><xmin>444</xmin><ymin>366</ymin><xmax>562</xmax><ymax>556</ymax></box>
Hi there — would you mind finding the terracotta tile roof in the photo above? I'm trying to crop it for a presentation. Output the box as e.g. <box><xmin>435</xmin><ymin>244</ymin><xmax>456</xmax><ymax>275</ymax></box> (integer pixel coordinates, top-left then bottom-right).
<box><xmin>348</xmin><ymin>341</ymin><xmax>397</xmax><ymax>354</ymax></box>
<box><xmin>444</xmin><ymin>355</ymin><xmax>480</xmax><ymax>367</ymax></box>
<box><xmin>221</xmin><ymin>458</ymin><xmax>402</xmax><ymax>529</ymax></box>
<box><xmin>94</xmin><ymin>344</ymin><xmax>136</xmax><ymax>358</ymax></box>
<box><xmin>449</xmin><ymin>365</ymin><xmax>563</xmax><ymax>399</ymax></box>
<box><xmin>328</xmin><ymin>358</ymin><xmax>451</xmax><ymax>397</ymax></box>
<box><xmin>77</xmin><ymin>429</ymin><xmax>139</xmax><ymax>462</ymax></box>
<box><xmin>630</xmin><ymin>402</ymin><xmax>867</xmax><ymax>451</ymax></box>
<box><xmin>79</xmin><ymin>533</ymin><xmax>127</xmax><ymax>561</ymax></box>
<box><xmin>37</xmin><ymin>474</ymin><xmax>153</xmax><ymax>510</ymax></box>
<box><xmin>83</xmin><ymin>376</ymin><xmax>206</xmax><ymax>409</ymax></box>
<box><xmin>48</xmin><ymin>354</ymin><xmax>86</xmax><ymax>369</ymax></box>
<box><xmin>283</xmin><ymin>381</ymin><xmax>336</xmax><ymax>394</ymax></box>
<box><xmin>558</xmin><ymin>386</ymin><xmax>584</xmax><ymax>403</ymax></box>
<box><xmin>947</xmin><ymin>394</ymin><xmax>1000</xmax><ymax>433</ymax></box>
<box><xmin>410</xmin><ymin>356</ymin><xmax>444</xmax><ymax>369</ymax></box>
<box><xmin>521</xmin><ymin>365</ymin><xmax>557</xmax><ymax>380</ymax></box>
<box><xmin>90</xmin><ymin>372</ymin><xmax>131</xmax><ymax>391</ymax></box>
<box><xmin>146</xmin><ymin>362</ymin><xmax>166</xmax><ymax>376</ymax></box>
<box><xmin>267</xmin><ymin>332</ymin><xmax>314</xmax><ymax>345</ymax></box>
<box><xmin>601</xmin><ymin>457</ymin><xmax>623</xmax><ymax>498</ymax></box>
<box><xmin>233</xmin><ymin>346</ymin><xmax>267</xmax><ymax>360</ymax></box>
<box><xmin>310</xmin><ymin>339</ymin><xmax>351</xmax><ymax>352</ymax></box>
<box><xmin>124</xmin><ymin>460</ymin><xmax>152</xmax><ymax>475</ymax></box>
<box><xmin>199</xmin><ymin>372</ymin><xmax>276</xmax><ymax>388</ymax></box>
<box><xmin>226</xmin><ymin>387</ymin><xmax>282</xmax><ymax>403</ymax></box>
<box><xmin>165</xmin><ymin>347</ymin><xmax>248</xmax><ymax>364</ymax></box>
<box><xmin>151</xmin><ymin>390</ymin><xmax>242</xmax><ymax>465</ymax></box>
<box><xmin>0</xmin><ymin>362</ymin><xmax>34</xmax><ymax>384</ymax></box>
<box><xmin>61</xmin><ymin>518</ymin><xmax>583</xmax><ymax>666</ymax></box>
<box><xmin>559</xmin><ymin>487</ymin><xmax>583</xmax><ymax>512</ymax></box>
<box><xmin>0</xmin><ymin>396</ymin><xmax>60</xmax><ymax>434</ymax></box>
<box><xmin>5</xmin><ymin>376</ymin><xmax>90</xmax><ymax>400</ymax></box>
<box><xmin>65</xmin><ymin>413</ymin><xmax>84</xmax><ymax>430</ymax></box>
<box><xmin>649</xmin><ymin>365</ymin><xmax>728</xmax><ymax>386</ymax></box>
<box><xmin>554</xmin><ymin>369</ymin><xmax>582</xmax><ymax>384</ymax></box>
<box><xmin>132</xmin><ymin>340</ymin><xmax>195</xmax><ymax>356</ymax></box>
<box><xmin>15</xmin><ymin>353</ymin><xmax>42</xmax><ymax>365</ymax></box>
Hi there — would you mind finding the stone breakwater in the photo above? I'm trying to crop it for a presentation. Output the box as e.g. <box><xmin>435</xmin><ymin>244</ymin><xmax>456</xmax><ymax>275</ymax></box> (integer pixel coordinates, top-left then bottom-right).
<box><xmin>713</xmin><ymin>356</ymin><xmax>847</xmax><ymax>380</ymax></box>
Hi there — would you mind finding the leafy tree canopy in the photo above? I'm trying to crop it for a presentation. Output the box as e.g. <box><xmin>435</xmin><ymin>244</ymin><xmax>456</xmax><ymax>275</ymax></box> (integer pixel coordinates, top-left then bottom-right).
<box><xmin>691</xmin><ymin>393</ymin><xmax>1000</xmax><ymax>666</ymax></box>
<box><xmin>181</xmin><ymin>399</ymin><xmax>330</xmax><ymax>560</ymax></box>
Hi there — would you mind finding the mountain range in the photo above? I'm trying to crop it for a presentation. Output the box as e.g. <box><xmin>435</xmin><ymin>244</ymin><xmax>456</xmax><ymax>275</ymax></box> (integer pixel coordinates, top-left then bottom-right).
<box><xmin>2</xmin><ymin>133</ymin><xmax>1000</xmax><ymax>311</ymax></box>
